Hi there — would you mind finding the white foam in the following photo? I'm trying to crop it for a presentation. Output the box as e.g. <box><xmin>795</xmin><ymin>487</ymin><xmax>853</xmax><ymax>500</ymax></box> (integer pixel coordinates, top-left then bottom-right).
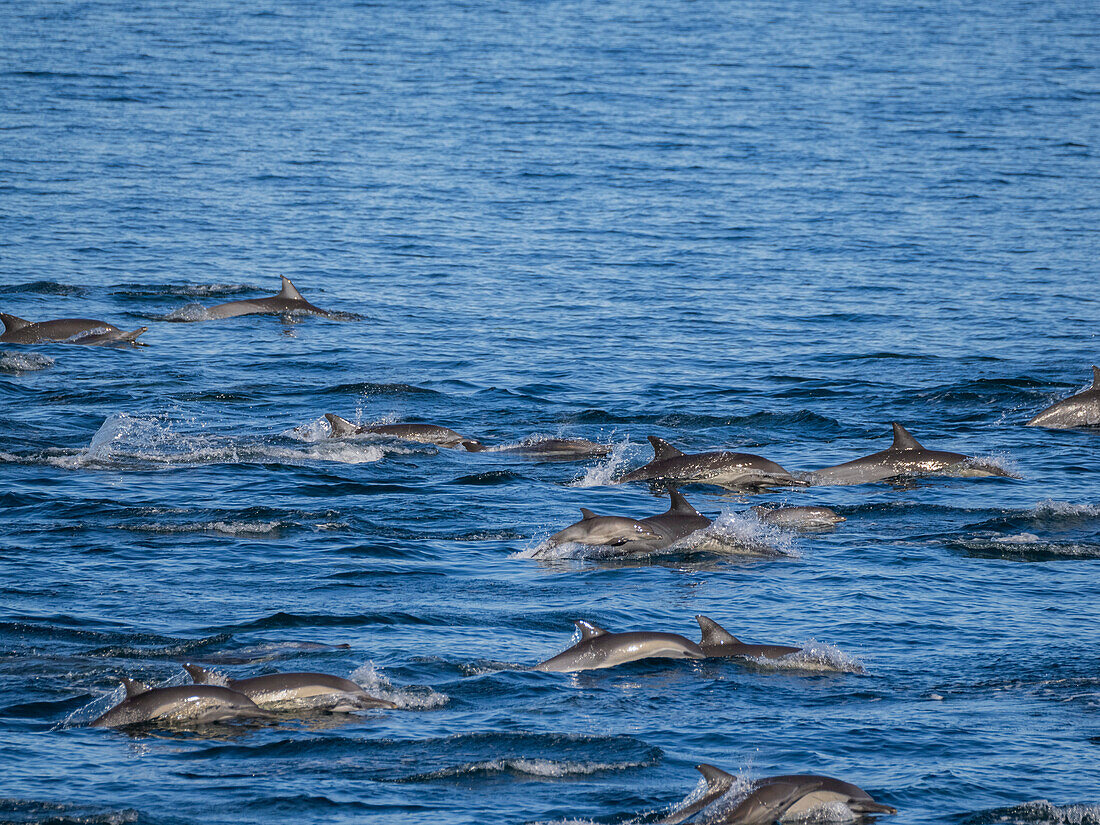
<box><xmin>688</xmin><ymin>510</ymin><xmax>797</xmax><ymax>558</ymax></box>
<box><xmin>350</xmin><ymin>662</ymin><xmax>448</xmax><ymax>710</ymax></box>
<box><xmin>0</xmin><ymin>351</ymin><xmax>54</xmax><ymax>372</ymax></box>
<box><xmin>568</xmin><ymin>439</ymin><xmax>633</xmax><ymax>487</ymax></box>
<box><xmin>980</xmin><ymin>801</ymin><xmax>1100</xmax><ymax>825</ymax></box>
<box><xmin>745</xmin><ymin>640</ymin><xmax>866</xmax><ymax>674</ymax></box>
<box><xmin>1034</xmin><ymin>500</ymin><xmax>1100</xmax><ymax>517</ymax></box>
<box><xmin>129</xmin><ymin>520</ymin><xmax>283</xmax><ymax>536</ymax></box>
<box><xmin>410</xmin><ymin>756</ymin><xmax>651</xmax><ymax>781</ymax></box>
<box><xmin>164</xmin><ymin>303</ymin><xmax>213</xmax><ymax>321</ymax></box>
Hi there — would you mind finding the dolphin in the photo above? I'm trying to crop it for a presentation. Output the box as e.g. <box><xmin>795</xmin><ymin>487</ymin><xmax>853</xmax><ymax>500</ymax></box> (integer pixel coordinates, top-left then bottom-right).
<box><xmin>325</xmin><ymin>413</ymin><xmax>479</xmax><ymax>449</ymax></box>
<box><xmin>765</xmin><ymin>774</ymin><xmax>897</xmax><ymax>818</ymax></box>
<box><xmin>750</xmin><ymin>505</ymin><xmax>845</xmax><ymax>529</ymax></box>
<box><xmin>695</xmin><ymin>615</ymin><xmax>801</xmax><ymax>660</ymax></box>
<box><xmin>183</xmin><ymin>664</ymin><xmax>397</xmax><ymax>712</ymax></box>
<box><xmin>656</xmin><ymin>764</ymin><xmax>738</xmax><ymax>825</ymax></box>
<box><xmin>693</xmin><ymin>778</ymin><xmax>825</xmax><ymax>825</ymax></box>
<box><xmin>190</xmin><ymin>276</ymin><xmax>336</xmax><ymax>320</ymax></box>
<box><xmin>534</xmin><ymin>619</ymin><xmax>706</xmax><ymax>672</ymax></box>
<box><xmin>619</xmin><ymin>436</ymin><xmax>805</xmax><ymax>490</ymax></box>
<box><xmin>808</xmin><ymin>423</ymin><xmax>1011</xmax><ymax>485</ymax></box>
<box><xmin>464</xmin><ymin>437</ymin><xmax>611</xmax><ymax>459</ymax></box>
<box><xmin>1026</xmin><ymin>366</ymin><xmax>1100</xmax><ymax>429</ymax></box>
<box><xmin>544</xmin><ymin>488</ymin><xmax>710</xmax><ymax>554</ymax></box>
<box><xmin>91</xmin><ymin>677</ymin><xmax>272</xmax><ymax>727</ymax></box>
<box><xmin>0</xmin><ymin>313</ymin><xmax>147</xmax><ymax>346</ymax></box>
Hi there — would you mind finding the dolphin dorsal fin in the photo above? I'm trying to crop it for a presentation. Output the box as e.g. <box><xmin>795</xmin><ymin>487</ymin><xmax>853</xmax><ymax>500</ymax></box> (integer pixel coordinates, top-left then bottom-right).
<box><xmin>696</xmin><ymin>615</ymin><xmax>740</xmax><ymax>645</ymax></box>
<box><xmin>890</xmin><ymin>422</ymin><xmax>923</xmax><ymax>450</ymax></box>
<box><xmin>1092</xmin><ymin>366</ymin><xmax>1100</xmax><ymax>388</ymax></box>
<box><xmin>182</xmin><ymin>663</ymin><xmax>218</xmax><ymax>684</ymax></box>
<box><xmin>121</xmin><ymin>677</ymin><xmax>149</xmax><ymax>697</ymax></box>
<box><xmin>696</xmin><ymin>763</ymin><xmax>735</xmax><ymax>791</ymax></box>
<box><xmin>0</xmin><ymin>313</ymin><xmax>31</xmax><ymax>332</ymax></box>
<box><xmin>668</xmin><ymin>488</ymin><xmax>700</xmax><ymax>515</ymax></box>
<box><xmin>579</xmin><ymin>508</ymin><xmax>599</xmax><ymax>520</ymax></box>
<box><xmin>574</xmin><ymin>620</ymin><xmax>609</xmax><ymax>640</ymax></box>
<box><xmin>279</xmin><ymin>276</ymin><xmax>305</xmax><ymax>301</ymax></box>
<box><xmin>648</xmin><ymin>436</ymin><xmax>684</xmax><ymax>461</ymax></box>
<box><xmin>325</xmin><ymin>413</ymin><xmax>359</xmax><ymax>437</ymax></box>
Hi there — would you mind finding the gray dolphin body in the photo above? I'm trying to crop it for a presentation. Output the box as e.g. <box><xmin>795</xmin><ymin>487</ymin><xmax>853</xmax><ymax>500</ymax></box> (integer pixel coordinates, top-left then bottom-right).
<box><xmin>545</xmin><ymin>489</ymin><xmax>710</xmax><ymax>553</ymax></box>
<box><xmin>688</xmin><ymin>778</ymin><xmax>825</xmax><ymax>825</ymax></box>
<box><xmin>620</xmin><ymin>437</ymin><xmax>804</xmax><ymax>490</ymax></box>
<box><xmin>91</xmin><ymin>678</ymin><xmax>271</xmax><ymax>727</ymax></box>
<box><xmin>1027</xmin><ymin>366</ymin><xmax>1100</xmax><ymax>429</ymax></box>
<box><xmin>325</xmin><ymin>413</ymin><xmax>479</xmax><ymax>449</ymax></box>
<box><xmin>808</xmin><ymin>423</ymin><xmax>1010</xmax><ymax>485</ymax></box>
<box><xmin>750</xmin><ymin>505</ymin><xmax>845</xmax><ymax>529</ymax></box>
<box><xmin>0</xmin><ymin>313</ymin><xmax>147</xmax><ymax>346</ymax></box>
<box><xmin>695</xmin><ymin>616</ymin><xmax>801</xmax><ymax>660</ymax></box>
<box><xmin>184</xmin><ymin>664</ymin><xmax>397</xmax><ymax>712</ymax></box>
<box><xmin>766</xmin><ymin>774</ymin><xmax>897</xmax><ymax>818</ymax></box>
<box><xmin>464</xmin><ymin>438</ymin><xmax>610</xmax><ymax>459</ymax></box>
<box><xmin>197</xmin><ymin>277</ymin><xmax>336</xmax><ymax>320</ymax></box>
<box><xmin>534</xmin><ymin>620</ymin><xmax>705</xmax><ymax>672</ymax></box>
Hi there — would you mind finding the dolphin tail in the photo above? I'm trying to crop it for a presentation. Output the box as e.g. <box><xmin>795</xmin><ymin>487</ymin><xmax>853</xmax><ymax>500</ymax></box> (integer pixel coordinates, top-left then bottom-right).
<box><xmin>324</xmin><ymin>413</ymin><xmax>359</xmax><ymax>437</ymax></box>
<box><xmin>696</xmin><ymin>615</ymin><xmax>741</xmax><ymax>646</ymax></box>
<box><xmin>0</xmin><ymin>313</ymin><xmax>31</xmax><ymax>333</ymax></box>
<box><xmin>278</xmin><ymin>276</ymin><xmax>305</xmax><ymax>301</ymax></box>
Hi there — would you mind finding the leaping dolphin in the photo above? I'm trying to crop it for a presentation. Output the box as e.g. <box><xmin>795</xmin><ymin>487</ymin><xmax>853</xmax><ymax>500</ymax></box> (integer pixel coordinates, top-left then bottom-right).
<box><xmin>765</xmin><ymin>774</ymin><xmax>897</xmax><ymax>818</ymax></box>
<box><xmin>695</xmin><ymin>616</ymin><xmax>801</xmax><ymax>660</ymax></box>
<box><xmin>325</xmin><ymin>413</ymin><xmax>480</xmax><ymax>449</ymax></box>
<box><xmin>750</xmin><ymin>505</ymin><xmax>845</xmax><ymax>529</ymax></box>
<box><xmin>544</xmin><ymin>489</ymin><xmax>710</xmax><ymax>553</ymax></box>
<box><xmin>619</xmin><ymin>436</ymin><xmax>804</xmax><ymax>490</ymax></box>
<box><xmin>91</xmin><ymin>677</ymin><xmax>272</xmax><ymax>727</ymax></box>
<box><xmin>534</xmin><ymin>619</ymin><xmax>706</xmax><ymax>672</ymax></box>
<box><xmin>464</xmin><ymin>437</ymin><xmax>611</xmax><ymax>459</ymax></box>
<box><xmin>690</xmin><ymin>778</ymin><xmax>825</xmax><ymax>825</ymax></box>
<box><xmin>184</xmin><ymin>276</ymin><xmax>337</xmax><ymax>320</ymax></box>
<box><xmin>808</xmin><ymin>423</ymin><xmax>1011</xmax><ymax>485</ymax></box>
<box><xmin>1026</xmin><ymin>366</ymin><xmax>1100</xmax><ymax>429</ymax></box>
<box><xmin>0</xmin><ymin>313</ymin><xmax>147</xmax><ymax>346</ymax></box>
<box><xmin>183</xmin><ymin>664</ymin><xmax>397</xmax><ymax>712</ymax></box>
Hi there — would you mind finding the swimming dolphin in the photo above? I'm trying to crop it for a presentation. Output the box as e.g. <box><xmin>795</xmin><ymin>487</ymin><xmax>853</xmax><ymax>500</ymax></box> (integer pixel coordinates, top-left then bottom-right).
<box><xmin>765</xmin><ymin>774</ymin><xmax>897</xmax><ymax>818</ymax></box>
<box><xmin>619</xmin><ymin>436</ymin><xmax>804</xmax><ymax>490</ymax></box>
<box><xmin>325</xmin><ymin>413</ymin><xmax>480</xmax><ymax>449</ymax></box>
<box><xmin>544</xmin><ymin>489</ymin><xmax>710</xmax><ymax>553</ymax></box>
<box><xmin>695</xmin><ymin>616</ymin><xmax>801</xmax><ymax>660</ymax></box>
<box><xmin>190</xmin><ymin>276</ymin><xmax>336</xmax><ymax>320</ymax></box>
<box><xmin>808</xmin><ymin>423</ymin><xmax>1010</xmax><ymax>485</ymax></box>
<box><xmin>750</xmin><ymin>505</ymin><xmax>845</xmax><ymax>529</ymax></box>
<box><xmin>1026</xmin><ymin>366</ymin><xmax>1100</xmax><ymax>429</ymax></box>
<box><xmin>534</xmin><ymin>619</ymin><xmax>706</xmax><ymax>672</ymax></box>
<box><xmin>656</xmin><ymin>764</ymin><xmax>738</xmax><ymax>824</ymax></box>
<box><xmin>91</xmin><ymin>677</ymin><xmax>272</xmax><ymax>727</ymax></box>
<box><xmin>694</xmin><ymin>778</ymin><xmax>825</xmax><ymax>825</ymax></box>
<box><xmin>464</xmin><ymin>437</ymin><xmax>611</xmax><ymax>459</ymax></box>
<box><xmin>183</xmin><ymin>664</ymin><xmax>397</xmax><ymax>712</ymax></box>
<box><xmin>0</xmin><ymin>313</ymin><xmax>147</xmax><ymax>346</ymax></box>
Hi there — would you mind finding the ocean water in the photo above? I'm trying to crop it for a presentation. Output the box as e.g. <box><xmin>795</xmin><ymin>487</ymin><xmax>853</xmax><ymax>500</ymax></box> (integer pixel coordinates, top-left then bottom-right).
<box><xmin>1</xmin><ymin>0</ymin><xmax>1098</xmax><ymax>823</ymax></box>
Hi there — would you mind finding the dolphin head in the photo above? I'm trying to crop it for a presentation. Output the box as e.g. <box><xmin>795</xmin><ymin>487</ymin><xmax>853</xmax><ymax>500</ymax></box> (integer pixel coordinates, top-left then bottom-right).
<box><xmin>548</xmin><ymin>509</ymin><xmax>663</xmax><ymax>547</ymax></box>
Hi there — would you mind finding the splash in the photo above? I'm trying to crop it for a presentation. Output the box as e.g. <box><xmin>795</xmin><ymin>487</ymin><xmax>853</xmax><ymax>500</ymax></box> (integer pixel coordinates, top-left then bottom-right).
<box><xmin>744</xmin><ymin>640</ymin><xmax>866</xmax><ymax>674</ymax></box>
<box><xmin>686</xmin><ymin>510</ymin><xmax>798</xmax><ymax>558</ymax></box>
<box><xmin>399</xmin><ymin>755</ymin><xmax>655</xmax><ymax>782</ymax></box>
<box><xmin>961</xmin><ymin>801</ymin><xmax>1100</xmax><ymax>825</ymax></box>
<box><xmin>568</xmin><ymin>439</ymin><xmax>633</xmax><ymax>487</ymax></box>
<box><xmin>0</xmin><ymin>351</ymin><xmax>54</xmax><ymax>372</ymax></box>
<box><xmin>350</xmin><ymin>662</ymin><xmax>448</xmax><ymax>710</ymax></box>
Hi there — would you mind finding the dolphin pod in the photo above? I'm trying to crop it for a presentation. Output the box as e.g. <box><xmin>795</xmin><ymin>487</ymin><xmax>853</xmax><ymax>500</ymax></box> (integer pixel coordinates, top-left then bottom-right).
<box><xmin>91</xmin><ymin>678</ymin><xmax>272</xmax><ymax>727</ymax></box>
<box><xmin>807</xmin><ymin>422</ymin><xmax>1011</xmax><ymax>485</ymax></box>
<box><xmin>545</xmin><ymin>488</ymin><xmax>711</xmax><ymax>554</ymax></box>
<box><xmin>0</xmin><ymin>313</ymin><xmax>147</xmax><ymax>346</ymax></box>
<box><xmin>656</xmin><ymin>764</ymin><xmax>895</xmax><ymax>824</ymax></box>
<box><xmin>183</xmin><ymin>664</ymin><xmax>398</xmax><ymax>712</ymax></box>
<box><xmin>620</xmin><ymin>436</ymin><xmax>805</xmax><ymax>490</ymax></box>
<box><xmin>1027</xmin><ymin>366</ymin><xmax>1100</xmax><ymax>429</ymax></box>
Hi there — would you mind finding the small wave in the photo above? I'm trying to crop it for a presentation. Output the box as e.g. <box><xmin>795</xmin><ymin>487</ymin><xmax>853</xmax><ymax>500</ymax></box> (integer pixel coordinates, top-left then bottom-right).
<box><xmin>0</xmin><ymin>800</ymin><xmax>138</xmax><ymax>825</ymax></box>
<box><xmin>0</xmin><ymin>351</ymin><xmax>54</xmax><ymax>372</ymax></box>
<box><xmin>0</xmin><ymin>281</ymin><xmax>88</xmax><ymax>296</ymax></box>
<box><xmin>744</xmin><ymin>640</ymin><xmax>866</xmax><ymax>674</ymax></box>
<box><xmin>398</xmin><ymin>756</ymin><xmax>653</xmax><ymax>782</ymax></box>
<box><xmin>163</xmin><ymin>302</ymin><xmax>214</xmax><ymax>322</ymax></box>
<box><xmin>349</xmin><ymin>662</ymin><xmax>448</xmax><ymax>710</ymax></box>
<box><xmin>127</xmin><ymin>520</ymin><xmax>284</xmax><ymax>537</ymax></box>
<box><xmin>568</xmin><ymin>439</ymin><xmax>633</xmax><ymax>487</ymax></box>
<box><xmin>960</xmin><ymin>801</ymin><xmax>1100</xmax><ymax>825</ymax></box>
<box><xmin>952</xmin><ymin>535</ymin><xmax>1100</xmax><ymax>561</ymax></box>
<box><xmin>112</xmin><ymin>282</ymin><xmax>257</xmax><ymax>297</ymax></box>
<box><xmin>1033</xmin><ymin>500</ymin><xmax>1100</xmax><ymax>518</ymax></box>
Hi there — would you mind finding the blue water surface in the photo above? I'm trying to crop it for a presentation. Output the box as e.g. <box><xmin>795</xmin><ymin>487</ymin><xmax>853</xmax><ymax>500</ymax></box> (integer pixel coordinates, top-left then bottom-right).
<box><xmin>1</xmin><ymin>1</ymin><xmax>1098</xmax><ymax>823</ymax></box>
